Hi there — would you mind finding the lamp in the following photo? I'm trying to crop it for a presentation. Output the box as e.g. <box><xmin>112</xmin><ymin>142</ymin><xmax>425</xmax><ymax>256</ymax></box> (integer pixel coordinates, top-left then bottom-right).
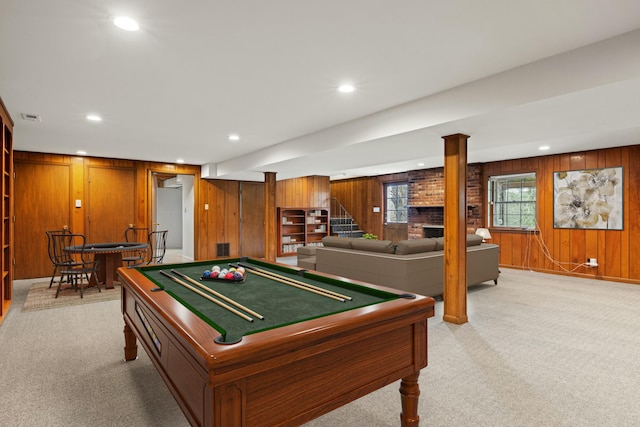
<box><xmin>475</xmin><ymin>227</ymin><xmax>492</xmax><ymax>242</ymax></box>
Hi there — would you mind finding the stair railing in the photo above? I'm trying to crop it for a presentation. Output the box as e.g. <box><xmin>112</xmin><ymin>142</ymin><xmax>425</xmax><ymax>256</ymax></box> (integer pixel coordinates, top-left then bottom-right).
<box><xmin>328</xmin><ymin>197</ymin><xmax>356</xmax><ymax>237</ymax></box>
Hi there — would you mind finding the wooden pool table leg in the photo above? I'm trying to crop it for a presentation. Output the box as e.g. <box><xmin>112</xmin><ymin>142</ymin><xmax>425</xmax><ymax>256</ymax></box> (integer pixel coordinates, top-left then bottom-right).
<box><xmin>123</xmin><ymin>322</ymin><xmax>138</xmax><ymax>361</ymax></box>
<box><xmin>399</xmin><ymin>371</ymin><xmax>421</xmax><ymax>427</ymax></box>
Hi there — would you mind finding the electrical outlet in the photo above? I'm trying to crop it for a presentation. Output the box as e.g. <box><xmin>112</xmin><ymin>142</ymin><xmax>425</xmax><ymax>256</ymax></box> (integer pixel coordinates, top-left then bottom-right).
<box><xmin>588</xmin><ymin>258</ymin><xmax>598</xmax><ymax>267</ymax></box>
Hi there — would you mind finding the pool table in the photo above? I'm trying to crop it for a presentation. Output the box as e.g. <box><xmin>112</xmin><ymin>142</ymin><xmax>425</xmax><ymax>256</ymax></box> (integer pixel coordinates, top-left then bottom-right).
<box><xmin>119</xmin><ymin>257</ymin><xmax>435</xmax><ymax>427</ymax></box>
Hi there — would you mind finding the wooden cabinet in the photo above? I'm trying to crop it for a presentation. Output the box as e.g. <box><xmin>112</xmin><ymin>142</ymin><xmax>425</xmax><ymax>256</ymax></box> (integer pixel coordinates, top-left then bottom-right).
<box><xmin>278</xmin><ymin>208</ymin><xmax>329</xmax><ymax>256</ymax></box>
<box><xmin>0</xmin><ymin>97</ymin><xmax>13</xmax><ymax>324</ymax></box>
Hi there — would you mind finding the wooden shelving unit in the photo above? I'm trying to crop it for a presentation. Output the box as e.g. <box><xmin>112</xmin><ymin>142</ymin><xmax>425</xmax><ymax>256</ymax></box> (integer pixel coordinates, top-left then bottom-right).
<box><xmin>277</xmin><ymin>208</ymin><xmax>329</xmax><ymax>256</ymax></box>
<box><xmin>0</xmin><ymin>97</ymin><xmax>13</xmax><ymax>325</ymax></box>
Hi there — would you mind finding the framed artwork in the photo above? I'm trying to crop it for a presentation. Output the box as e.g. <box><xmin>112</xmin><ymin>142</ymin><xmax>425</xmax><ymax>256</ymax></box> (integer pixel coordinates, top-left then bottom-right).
<box><xmin>553</xmin><ymin>167</ymin><xmax>623</xmax><ymax>230</ymax></box>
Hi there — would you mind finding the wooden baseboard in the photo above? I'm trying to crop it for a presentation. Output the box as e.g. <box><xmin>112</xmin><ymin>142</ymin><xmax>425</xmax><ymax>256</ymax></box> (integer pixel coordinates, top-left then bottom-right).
<box><xmin>501</xmin><ymin>264</ymin><xmax>640</xmax><ymax>286</ymax></box>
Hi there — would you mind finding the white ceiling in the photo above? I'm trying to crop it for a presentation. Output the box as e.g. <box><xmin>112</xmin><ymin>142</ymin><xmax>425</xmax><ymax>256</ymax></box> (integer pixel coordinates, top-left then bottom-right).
<box><xmin>2</xmin><ymin>0</ymin><xmax>640</xmax><ymax>181</ymax></box>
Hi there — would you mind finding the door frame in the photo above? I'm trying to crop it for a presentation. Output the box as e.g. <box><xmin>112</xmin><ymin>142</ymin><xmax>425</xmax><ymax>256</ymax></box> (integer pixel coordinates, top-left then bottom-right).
<box><xmin>148</xmin><ymin>169</ymin><xmax>199</xmax><ymax>261</ymax></box>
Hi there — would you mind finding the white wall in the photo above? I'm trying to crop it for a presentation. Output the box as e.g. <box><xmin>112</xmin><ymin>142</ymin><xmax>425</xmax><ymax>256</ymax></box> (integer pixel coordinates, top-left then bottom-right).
<box><xmin>181</xmin><ymin>175</ymin><xmax>195</xmax><ymax>260</ymax></box>
<box><xmin>157</xmin><ymin>187</ymin><xmax>182</xmax><ymax>248</ymax></box>
<box><xmin>156</xmin><ymin>175</ymin><xmax>195</xmax><ymax>259</ymax></box>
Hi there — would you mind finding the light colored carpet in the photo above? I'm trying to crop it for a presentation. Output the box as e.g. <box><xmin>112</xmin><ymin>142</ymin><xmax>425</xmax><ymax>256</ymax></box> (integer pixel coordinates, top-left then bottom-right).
<box><xmin>22</xmin><ymin>281</ymin><xmax>120</xmax><ymax>312</ymax></box>
<box><xmin>2</xmin><ymin>268</ymin><xmax>640</xmax><ymax>426</ymax></box>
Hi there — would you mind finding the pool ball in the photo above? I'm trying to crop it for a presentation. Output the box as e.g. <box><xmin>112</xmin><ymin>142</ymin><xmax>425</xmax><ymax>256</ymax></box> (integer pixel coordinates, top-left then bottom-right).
<box><xmin>212</xmin><ymin>265</ymin><xmax>221</xmax><ymax>272</ymax></box>
<box><xmin>233</xmin><ymin>272</ymin><xmax>243</xmax><ymax>281</ymax></box>
<box><xmin>209</xmin><ymin>271</ymin><xmax>218</xmax><ymax>278</ymax></box>
<box><xmin>203</xmin><ymin>270</ymin><xmax>211</xmax><ymax>278</ymax></box>
<box><xmin>225</xmin><ymin>272</ymin><xmax>234</xmax><ymax>280</ymax></box>
<box><xmin>236</xmin><ymin>267</ymin><xmax>245</xmax><ymax>275</ymax></box>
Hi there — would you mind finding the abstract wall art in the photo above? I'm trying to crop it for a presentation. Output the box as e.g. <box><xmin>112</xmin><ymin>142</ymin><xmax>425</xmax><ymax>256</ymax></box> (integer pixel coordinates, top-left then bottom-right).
<box><xmin>553</xmin><ymin>167</ymin><xmax>623</xmax><ymax>230</ymax></box>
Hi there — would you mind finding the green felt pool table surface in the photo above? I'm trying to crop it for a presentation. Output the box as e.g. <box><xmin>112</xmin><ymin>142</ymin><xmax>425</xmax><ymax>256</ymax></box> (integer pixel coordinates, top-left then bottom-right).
<box><xmin>138</xmin><ymin>257</ymin><xmax>401</xmax><ymax>344</ymax></box>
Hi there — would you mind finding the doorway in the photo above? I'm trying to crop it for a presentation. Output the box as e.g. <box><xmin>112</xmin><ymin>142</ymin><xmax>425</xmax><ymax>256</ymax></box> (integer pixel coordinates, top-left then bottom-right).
<box><xmin>153</xmin><ymin>173</ymin><xmax>195</xmax><ymax>262</ymax></box>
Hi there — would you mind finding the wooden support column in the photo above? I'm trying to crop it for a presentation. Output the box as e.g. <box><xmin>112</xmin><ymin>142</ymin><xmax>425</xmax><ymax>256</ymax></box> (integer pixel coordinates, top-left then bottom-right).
<box><xmin>264</xmin><ymin>172</ymin><xmax>277</xmax><ymax>262</ymax></box>
<box><xmin>442</xmin><ymin>133</ymin><xmax>469</xmax><ymax>324</ymax></box>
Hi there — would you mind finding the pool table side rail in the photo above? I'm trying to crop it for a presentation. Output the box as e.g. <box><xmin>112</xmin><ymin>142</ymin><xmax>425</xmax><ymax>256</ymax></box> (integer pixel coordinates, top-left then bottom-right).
<box><xmin>120</xmin><ymin>267</ymin><xmax>220</xmax><ymax>364</ymax></box>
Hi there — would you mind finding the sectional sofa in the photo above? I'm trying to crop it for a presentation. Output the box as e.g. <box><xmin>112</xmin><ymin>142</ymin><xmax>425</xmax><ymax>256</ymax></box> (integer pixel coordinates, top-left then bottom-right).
<box><xmin>296</xmin><ymin>235</ymin><xmax>499</xmax><ymax>298</ymax></box>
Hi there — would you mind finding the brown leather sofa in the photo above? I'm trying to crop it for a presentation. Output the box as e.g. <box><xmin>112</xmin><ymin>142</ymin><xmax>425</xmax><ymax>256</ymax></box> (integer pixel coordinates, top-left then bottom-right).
<box><xmin>297</xmin><ymin>235</ymin><xmax>499</xmax><ymax>298</ymax></box>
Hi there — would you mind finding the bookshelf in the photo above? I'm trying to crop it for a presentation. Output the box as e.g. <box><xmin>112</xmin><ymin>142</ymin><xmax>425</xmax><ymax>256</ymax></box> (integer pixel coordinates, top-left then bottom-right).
<box><xmin>278</xmin><ymin>208</ymin><xmax>329</xmax><ymax>256</ymax></box>
<box><xmin>0</xmin><ymin>97</ymin><xmax>13</xmax><ymax>324</ymax></box>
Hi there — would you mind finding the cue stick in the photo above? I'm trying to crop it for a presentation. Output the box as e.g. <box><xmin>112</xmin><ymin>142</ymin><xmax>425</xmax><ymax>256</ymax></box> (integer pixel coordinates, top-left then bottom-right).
<box><xmin>170</xmin><ymin>268</ymin><xmax>264</xmax><ymax>320</ymax></box>
<box><xmin>236</xmin><ymin>263</ymin><xmax>347</xmax><ymax>302</ymax></box>
<box><xmin>237</xmin><ymin>262</ymin><xmax>352</xmax><ymax>301</ymax></box>
<box><xmin>158</xmin><ymin>270</ymin><xmax>254</xmax><ymax>322</ymax></box>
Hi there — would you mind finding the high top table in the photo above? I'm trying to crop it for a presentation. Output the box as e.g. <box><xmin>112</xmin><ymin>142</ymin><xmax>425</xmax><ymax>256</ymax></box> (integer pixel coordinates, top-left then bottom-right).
<box><xmin>66</xmin><ymin>242</ymin><xmax>148</xmax><ymax>289</ymax></box>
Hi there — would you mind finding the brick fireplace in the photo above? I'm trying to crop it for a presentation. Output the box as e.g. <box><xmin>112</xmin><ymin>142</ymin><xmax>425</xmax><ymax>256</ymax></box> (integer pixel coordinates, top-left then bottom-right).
<box><xmin>407</xmin><ymin>164</ymin><xmax>483</xmax><ymax>239</ymax></box>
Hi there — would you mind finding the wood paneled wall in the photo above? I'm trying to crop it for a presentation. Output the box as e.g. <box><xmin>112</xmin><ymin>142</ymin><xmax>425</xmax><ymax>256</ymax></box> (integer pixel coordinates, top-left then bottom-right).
<box><xmin>15</xmin><ymin>153</ymin><xmax>331</xmax><ymax>279</ymax></box>
<box><xmin>200</xmin><ymin>179</ymin><xmax>241</xmax><ymax>259</ymax></box>
<box><xmin>330</xmin><ymin>146</ymin><xmax>640</xmax><ymax>285</ymax></box>
<box><xmin>17</xmin><ymin>144</ymin><xmax>640</xmax><ymax>285</ymax></box>
<box><xmin>14</xmin><ymin>151</ymin><xmax>200</xmax><ymax>278</ymax></box>
<box><xmin>485</xmin><ymin>145</ymin><xmax>640</xmax><ymax>284</ymax></box>
<box><xmin>330</xmin><ymin>176</ymin><xmax>386</xmax><ymax>239</ymax></box>
<box><xmin>200</xmin><ymin>175</ymin><xmax>330</xmax><ymax>260</ymax></box>
<box><xmin>15</xmin><ymin>152</ymin><xmax>201</xmax><ymax>232</ymax></box>
<box><xmin>275</xmin><ymin>176</ymin><xmax>330</xmax><ymax>208</ymax></box>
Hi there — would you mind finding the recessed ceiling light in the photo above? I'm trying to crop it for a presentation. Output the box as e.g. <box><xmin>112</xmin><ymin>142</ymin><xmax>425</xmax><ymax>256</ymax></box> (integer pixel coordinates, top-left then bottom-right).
<box><xmin>113</xmin><ymin>16</ymin><xmax>140</xmax><ymax>31</ymax></box>
<box><xmin>228</xmin><ymin>134</ymin><xmax>240</xmax><ymax>141</ymax></box>
<box><xmin>418</xmin><ymin>162</ymin><xmax>425</xmax><ymax>166</ymax></box>
<box><xmin>76</xmin><ymin>150</ymin><xmax>87</xmax><ymax>155</ymax></box>
<box><xmin>539</xmin><ymin>145</ymin><xmax>550</xmax><ymax>151</ymax></box>
<box><xmin>176</xmin><ymin>159</ymin><xmax>185</xmax><ymax>164</ymax></box>
<box><xmin>338</xmin><ymin>84</ymin><xmax>355</xmax><ymax>93</ymax></box>
<box><xmin>86</xmin><ymin>114</ymin><xmax>102</xmax><ymax>122</ymax></box>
